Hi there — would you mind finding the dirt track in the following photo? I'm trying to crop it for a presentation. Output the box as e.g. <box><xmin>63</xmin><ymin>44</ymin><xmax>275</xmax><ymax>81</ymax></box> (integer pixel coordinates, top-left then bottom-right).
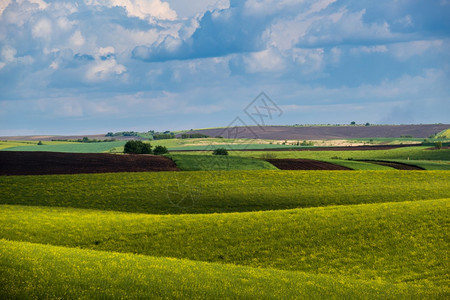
<box><xmin>266</xmin><ymin>159</ymin><xmax>351</xmax><ymax>170</ymax></box>
<box><xmin>0</xmin><ymin>151</ymin><xmax>179</xmax><ymax>175</ymax></box>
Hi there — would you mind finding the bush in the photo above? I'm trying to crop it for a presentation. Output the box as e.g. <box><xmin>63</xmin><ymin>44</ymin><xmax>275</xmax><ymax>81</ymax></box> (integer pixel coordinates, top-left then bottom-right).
<box><xmin>260</xmin><ymin>152</ymin><xmax>277</xmax><ymax>160</ymax></box>
<box><xmin>124</xmin><ymin>140</ymin><xmax>152</xmax><ymax>154</ymax></box>
<box><xmin>153</xmin><ymin>145</ymin><xmax>169</xmax><ymax>155</ymax></box>
<box><xmin>435</xmin><ymin>141</ymin><xmax>442</xmax><ymax>150</ymax></box>
<box><xmin>212</xmin><ymin>148</ymin><xmax>228</xmax><ymax>156</ymax></box>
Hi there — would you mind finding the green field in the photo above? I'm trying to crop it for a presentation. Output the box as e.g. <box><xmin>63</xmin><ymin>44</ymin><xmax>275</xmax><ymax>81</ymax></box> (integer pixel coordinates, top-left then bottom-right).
<box><xmin>1</xmin><ymin>141</ymin><xmax>126</xmax><ymax>153</ymax></box>
<box><xmin>0</xmin><ymin>140</ymin><xmax>79</xmax><ymax>150</ymax></box>
<box><xmin>168</xmin><ymin>154</ymin><xmax>278</xmax><ymax>171</ymax></box>
<box><xmin>1</xmin><ymin>171</ymin><xmax>449</xmax><ymax>214</ymax></box>
<box><xmin>1</xmin><ymin>198</ymin><xmax>448</xmax><ymax>297</ymax></box>
<box><xmin>2</xmin><ymin>239</ymin><xmax>437</xmax><ymax>299</ymax></box>
<box><xmin>0</xmin><ymin>199</ymin><xmax>448</xmax><ymax>286</ymax></box>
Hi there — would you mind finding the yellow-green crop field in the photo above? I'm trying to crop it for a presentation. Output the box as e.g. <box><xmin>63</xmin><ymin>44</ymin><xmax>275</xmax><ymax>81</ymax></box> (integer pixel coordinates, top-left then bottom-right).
<box><xmin>1</xmin><ymin>170</ymin><xmax>449</xmax><ymax>298</ymax></box>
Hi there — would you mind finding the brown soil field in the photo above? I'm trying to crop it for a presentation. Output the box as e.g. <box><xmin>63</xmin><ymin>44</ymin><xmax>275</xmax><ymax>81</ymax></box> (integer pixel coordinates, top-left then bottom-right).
<box><xmin>0</xmin><ymin>151</ymin><xmax>179</xmax><ymax>175</ymax></box>
<box><xmin>266</xmin><ymin>159</ymin><xmax>351</xmax><ymax>170</ymax></box>
<box><xmin>182</xmin><ymin>124</ymin><xmax>449</xmax><ymax>140</ymax></box>
<box><xmin>359</xmin><ymin>160</ymin><xmax>424</xmax><ymax>170</ymax></box>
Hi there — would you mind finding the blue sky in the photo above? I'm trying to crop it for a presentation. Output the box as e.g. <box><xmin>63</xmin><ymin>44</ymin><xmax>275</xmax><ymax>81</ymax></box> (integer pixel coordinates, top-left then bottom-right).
<box><xmin>0</xmin><ymin>0</ymin><xmax>449</xmax><ymax>135</ymax></box>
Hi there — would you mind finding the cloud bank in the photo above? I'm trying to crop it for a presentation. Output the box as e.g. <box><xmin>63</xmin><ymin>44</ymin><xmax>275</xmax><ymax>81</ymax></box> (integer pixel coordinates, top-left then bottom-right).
<box><xmin>0</xmin><ymin>0</ymin><xmax>449</xmax><ymax>134</ymax></box>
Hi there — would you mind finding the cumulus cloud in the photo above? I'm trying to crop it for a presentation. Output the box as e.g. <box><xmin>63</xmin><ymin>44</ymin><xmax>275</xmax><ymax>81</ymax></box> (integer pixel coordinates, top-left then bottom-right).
<box><xmin>389</xmin><ymin>39</ymin><xmax>445</xmax><ymax>60</ymax></box>
<box><xmin>69</xmin><ymin>30</ymin><xmax>85</xmax><ymax>47</ymax></box>
<box><xmin>350</xmin><ymin>45</ymin><xmax>388</xmax><ymax>55</ymax></box>
<box><xmin>85</xmin><ymin>0</ymin><xmax>177</xmax><ymax>22</ymax></box>
<box><xmin>32</xmin><ymin>18</ymin><xmax>52</xmax><ymax>39</ymax></box>
<box><xmin>0</xmin><ymin>45</ymin><xmax>34</xmax><ymax>69</ymax></box>
<box><xmin>85</xmin><ymin>57</ymin><xmax>126</xmax><ymax>82</ymax></box>
<box><xmin>0</xmin><ymin>0</ymin><xmax>12</xmax><ymax>17</ymax></box>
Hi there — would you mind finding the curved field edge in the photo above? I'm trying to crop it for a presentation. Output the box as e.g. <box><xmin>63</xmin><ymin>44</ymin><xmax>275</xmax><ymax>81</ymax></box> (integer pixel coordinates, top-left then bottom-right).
<box><xmin>320</xmin><ymin>159</ymin><xmax>394</xmax><ymax>170</ymax></box>
<box><xmin>1</xmin><ymin>199</ymin><xmax>448</xmax><ymax>286</ymax></box>
<box><xmin>1</xmin><ymin>240</ymin><xmax>439</xmax><ymax>299</ymax></box>
<box><xmin>1</xmin><ymin>171</ymin><xmax>449</xmax><ymax>214</ymax></box>
<box><xmin>229</xmin><ymin>146</ymin><xmax>450</xmax><ymax>161</ymax></box>
<box><xmin>384</xmin><ymin>159</ymin><xmax>450</xmax><ymax>170</ymax></box>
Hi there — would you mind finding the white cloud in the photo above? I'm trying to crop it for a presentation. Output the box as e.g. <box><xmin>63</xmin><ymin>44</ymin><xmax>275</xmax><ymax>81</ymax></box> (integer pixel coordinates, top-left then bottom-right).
<box><xmin>243</xmin><ymin>48</ymin><xmax>285</xmax><ymax>73</ymax></box>
<box><xmin>32</xmin><ymin>18</ymin><xmax>52</xmax><ymax>39</ymax></box>
<box><xmin>97</xmin><ymin>46</ymin><xmax>115</xmax><ymax>57</ymax></box>
<box><xmin>0</xmin><ymin>45</ymin><xmax>34</xmax><ymax>69</ymax></box>
<box><xmin>292</xmin><ymin>48</ymin><xmax>324</xmax><ymax>74</ymax></box>
<box><xmin>57</xmin><ymin>17</ymin><xmax>76</xmax><ymax>31</ymax></box>
<box><xmin>18</xmin><ymin>0</ymin><xmax>48</xmax><ymax>10</ymax></box>
<box><xmin>1</xmin><ymin>45</ymin><xmax>16</xmax><ymax>62</ymax></box>
<box><xmin>69</xmin><ymin>30</ymin><xmax>85</xmax><ymax>47</ymax></box>
<box><xmin>85</xmin><ymin>58</ymin><xmax>126</xmax><ymax>82</ymax></box>
<box><xmin>390</xmin><ymin>40</ymin><xmax>444</xmax><ymax>60</ymax></box>
<box><xmin>265</xmin><ymin>7</ymin><xmax>396</xmax><ymax>49</ymax></box>
<box><xmin>0</xmin><ymin>0</ymin><xmax>12</xmax><ymax>17</ymax></box>
<box><xmin>85</xmin><ymin>0</ymin><xmax>177</xmax><ymax>22</ymax></box>
<box><xmin>350</xmin><ymin>45</ymin><xmax>388</xmax><ymax>55</ymax></box>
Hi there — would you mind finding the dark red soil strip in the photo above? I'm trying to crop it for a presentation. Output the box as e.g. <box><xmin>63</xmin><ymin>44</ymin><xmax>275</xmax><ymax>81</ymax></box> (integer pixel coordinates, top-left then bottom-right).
<box><xmin>266</xmin><ymin>159</ymin><xmax>351</xmax><ymax>170</ymax></box>
<box><xmin>359</xmin><ymin>160</ymin><xmax>424</xmax><ymax>170</ymax></box>
<box><xmin>0</xmin><ymin>151</ymin><xmax>179</xmax><ymax>176</ymax></box>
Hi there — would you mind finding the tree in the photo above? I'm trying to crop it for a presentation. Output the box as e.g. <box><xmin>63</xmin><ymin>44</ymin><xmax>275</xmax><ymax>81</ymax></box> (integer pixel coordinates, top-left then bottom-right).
<box><xmin>37</xmin><ymin>141</ymin><xmax>43</xmax><ymax>145</ymax></box>
<box><xmin>435</xmin><ymin>141</ymin><xmax>442</xmax><ymax>150</ymax></box>
<box><xmin>365</xmin><ymin>122</ymin><xmax>370</xmax><ymax>126</ymax></box>
<box><xmin>124</xmin><ymin>140</ymin><xmax>152</xmax><ymax>154</ymax></box>
<box><xmin>212</xmin><ymin>148</ymin><xmax>228</xmax><ymax>155</ymax></box>
<box><xmin>153</xmin><ymin>145</ymin><xmax>169</xmax><ymax>155</ymax></box>
<box><xmin>350</xmin><ymin>121</ymin><xmax>356</xmax><ymax>125</ymax></box>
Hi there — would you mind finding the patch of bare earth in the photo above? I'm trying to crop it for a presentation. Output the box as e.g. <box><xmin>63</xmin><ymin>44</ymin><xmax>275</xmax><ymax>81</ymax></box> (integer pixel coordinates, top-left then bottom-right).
<box><xmin>266</xmin><ymin>159</ymin><xmax>351</xmax><ymax>170</ymax></box>
<box><xmin>359</xmin><ymin>160</ymin><xmax>424</xmax><ymax>170</ymax></box>
<box><xmin>0</xmin><ymin>151</ymin><xmax>179</xmax><ymax>175</ymax></box>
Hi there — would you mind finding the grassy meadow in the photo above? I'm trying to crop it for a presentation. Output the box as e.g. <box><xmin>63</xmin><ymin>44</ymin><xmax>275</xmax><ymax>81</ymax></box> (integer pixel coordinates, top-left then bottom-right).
<box><xmin>1</xmin><ymin>171</ymin><xmax>449</xmax><ymax>214</ymax></box>
<box><xmin>168</xmin><ymin>154</ymin><xmax>278</xmax><ymax>171</ymax></box>
<box><xmin>0</xmin><ymin>140</ymin><xmax>80</xmax><ymax>150</ymax></box>
<box><xmin>2</xmin><ymin>140</ymin><xmax>126</xmax><ymax>153</ymax></box>
<box><xmin>2</xmin><ymin>239</ymin><xmax>437</xmax><ymax>299</ymax></box>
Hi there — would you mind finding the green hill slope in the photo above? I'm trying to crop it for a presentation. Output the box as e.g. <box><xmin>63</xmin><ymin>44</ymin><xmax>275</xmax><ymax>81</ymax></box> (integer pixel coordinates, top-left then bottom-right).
<box><xmin>1</xmin><ymin>171</ymin><xmax>449</xmax><ymax>214</ymax></box>
<box><xmin>2</xmin><ymin>239</ymin><xmax>440</xmax><ymax>299</ymax></box>
<box><xmin>1</xmin><ymin>199</ymin><xmax>448</xmax><ymax>288</ymax></box>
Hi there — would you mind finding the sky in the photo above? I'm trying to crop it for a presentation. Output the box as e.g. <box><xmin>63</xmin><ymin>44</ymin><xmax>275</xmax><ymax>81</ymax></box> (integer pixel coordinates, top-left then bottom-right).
<box><xmin>0</xmin><ymin>0</ymin><xmax>449</xmax><ymax>135</ymax></box>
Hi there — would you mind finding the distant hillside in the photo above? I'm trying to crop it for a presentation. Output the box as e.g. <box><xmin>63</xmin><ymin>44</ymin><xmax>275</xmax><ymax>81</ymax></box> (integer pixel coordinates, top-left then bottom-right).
<box><xmin>0</xmin><ymin>134</ymin><xmax>146</xmax><ymax>142</ymax></box>
<box><xmin>180</xmin><ymin>124</ymin><xmax>450</xmax><ymax>140</ymax></box>
<box><xmin>1</xmin><ymin>124</ymin><xmax>448</xmax><ymax>141</ymax></box>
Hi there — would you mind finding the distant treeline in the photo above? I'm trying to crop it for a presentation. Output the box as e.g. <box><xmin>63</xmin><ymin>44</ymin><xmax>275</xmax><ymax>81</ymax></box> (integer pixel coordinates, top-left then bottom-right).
<box><xmin>52</xmin><ymin>137</ymin><xmax>117</xmax><ymax>143</ymax></box>
<box><xmin>106</xmin><ymin>131</ymin><xmax>209</xmax><ymax>140</ymax></box>
<box><xmin>106</xmin><ymin>131</ymin><xmax>140</xmax><ymax>137</ymax></box>
<box><xmin>180</xmin><ymin>133</ymin><xmax>210</xmax><ymax>139</ymax></box>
